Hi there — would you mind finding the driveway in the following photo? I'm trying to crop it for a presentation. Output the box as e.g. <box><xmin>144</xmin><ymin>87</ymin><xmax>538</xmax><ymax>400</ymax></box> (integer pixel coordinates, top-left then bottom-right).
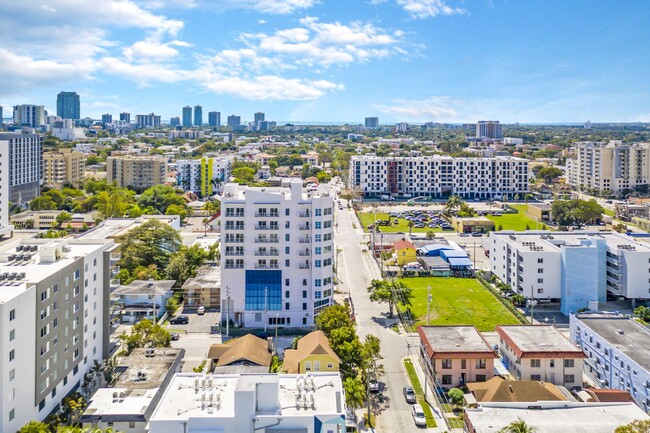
<box><xmin>169</xmin><ymin>308</ymin><xmax>220</xmax><ymax>333</ymax></box>
<box><xmin>170</xmin><ymin>333</ymin><xmax>221</xmax><ymax>372</ymax></box>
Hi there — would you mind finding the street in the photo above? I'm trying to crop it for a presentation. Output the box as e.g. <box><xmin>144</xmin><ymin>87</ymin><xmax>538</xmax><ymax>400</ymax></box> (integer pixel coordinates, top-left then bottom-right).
<box><xmin>335</xmin><ymin>201</ymin><xmax>441</xmax><ymax>432</ymax></box>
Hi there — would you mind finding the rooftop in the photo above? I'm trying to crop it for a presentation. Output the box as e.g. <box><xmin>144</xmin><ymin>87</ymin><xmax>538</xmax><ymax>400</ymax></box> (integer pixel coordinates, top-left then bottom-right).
<box><xmin>149</xmin><ymin>372</ymin><xmax>344</xmax><ymax>422</ymax></box>
<box><xmin>183</xmin><ymin>264</ymin><xmax>221</xmax><ymax>288</ymax></box>
<box><xmin>220</xmin><ymin>179</ymin><xmax>332</xmax><ymax>201</ymax></box>
<box><xmin>112</xmin><ymin>279</ymin><xmax>176</xmax><ymax>297</ymax></box>
<box><xmin>574</xmin><ymin>313</ymin><xmax>650</xmax><ymax>371</ymax></box>
<box><xmin>207</xmin><ymin>334</ymin><xmax>272</xmax><ymax>368</ymax></box>
<box><xmin>418</xmin><ymin>326</ymin><xmax>496</xmax><ymax>358</ymax></box>
<box><xmin>464</xmin><ymin>402</ymin><xmax>649</xmax><ymax>433</ymax></box>
<box><xmin>492</xmin><ymin>230</ymin><xmax>650</xmax><ymax>253</ymax></box>
<box><xmin>467</xmin><ymin>377</ymin><xmax>568</xmax><ymax>403</ymax></box>
<box><xmin>283</xmin><ymin>330</ymin><xmax>340</xmax><ymax>374</ymax></box>
<box><xmin>80</xmin><ymin>215</ymin><xmax>180</xmax><ymax>240</ymax></box>
<box><xmin>496</xmin><ymin>325</ymin><xmax>584</xmax><ymax>359</ymax></box>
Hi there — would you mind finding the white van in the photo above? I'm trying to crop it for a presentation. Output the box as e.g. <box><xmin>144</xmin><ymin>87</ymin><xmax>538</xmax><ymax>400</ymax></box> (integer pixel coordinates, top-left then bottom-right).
<box><xmin>403</xmin><ymin>262</ymin><xmax>423</xmax><ymax>271</ymax></box>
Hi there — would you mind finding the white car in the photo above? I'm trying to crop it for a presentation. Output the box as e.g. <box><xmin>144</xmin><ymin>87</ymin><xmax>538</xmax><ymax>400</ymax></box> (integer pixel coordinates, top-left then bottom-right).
<box><xmin>411</xmin><ymin>404</ymin><xmax>427</xmax><ymax>427</ymax></box>
<box><xmin>197</xmin><ymin>305</ymin><xmax>206</xmax><ymax>315</ymax></box>
<box><xmin>403</xmin><ymin>262</ymin><xmax>423</xmax><ymax>271</ymax></box>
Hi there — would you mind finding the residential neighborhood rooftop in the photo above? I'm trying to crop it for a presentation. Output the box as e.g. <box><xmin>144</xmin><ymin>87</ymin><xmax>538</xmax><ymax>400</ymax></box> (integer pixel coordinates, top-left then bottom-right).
<box><xmin>496</xmin><ymin>325</ymin><xmax>584</xmax><ymax>358</ymax></box>
<box><xmin>418</xmin><ymin>326</ymin><xmax>496</xmax><ymax>357</ymax></box>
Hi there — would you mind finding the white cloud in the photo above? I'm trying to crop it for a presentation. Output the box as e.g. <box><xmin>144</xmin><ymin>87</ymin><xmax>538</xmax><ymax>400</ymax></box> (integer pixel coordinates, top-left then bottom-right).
<box><xmin>395</xmin><ymin>0</ymin><xmax>466</xmax><ymax>19</ymax></box>
<box><xmin>123</xmin><ymin>40</ymin><xmax>180</xmax><ymax>62</ymax></box>
<box><xmin>374</xmin><ymin>96</ymin><xmax>469</xmax><ymax>121</ymax></box>
<box><xmin>220</xmin><ymin>0</ymin><xmax>318</xmax><ymax>14</ymax></box>
<box><xmin>203</xmin><ymin>75</ymin><xmax>343</xmax><ymax>100</ymax></box>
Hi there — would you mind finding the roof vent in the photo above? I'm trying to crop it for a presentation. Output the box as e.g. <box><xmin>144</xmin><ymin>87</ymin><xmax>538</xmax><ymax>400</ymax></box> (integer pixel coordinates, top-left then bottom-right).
<box><xmin>617</xmin><ymin>329</ymin><xmax>625</xmax><ymax>335</ymax></box>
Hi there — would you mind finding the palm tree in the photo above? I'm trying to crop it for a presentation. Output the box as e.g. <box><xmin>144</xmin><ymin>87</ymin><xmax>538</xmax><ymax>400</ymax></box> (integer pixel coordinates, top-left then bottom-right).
<box><xmin>498</xmin><ymin>418</ymin><xmax>536</xmax><ymax>433</ymax></box>
<box><xmin>407</xmin><ymin>220</ymin><xmax>414</xmax><ymax>235</ymax></box>
<box><xmin>343</xmin><ymin>376</ymin><xmax>366</xmax><ymax>410</ymax></box>
<box><xmin>445</xmin><ymin>195</ymin><xmax>464</xmax><ymax>213</ymax></box>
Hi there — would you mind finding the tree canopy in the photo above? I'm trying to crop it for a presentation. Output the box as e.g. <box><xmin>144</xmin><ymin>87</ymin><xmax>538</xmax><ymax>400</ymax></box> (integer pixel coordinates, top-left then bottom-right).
<box><xmin>119</xmin><ymin>319</ymin><xmax>171</xmax><ymax>354</ymax></box>
<box><xmin>367</xmin><ymin>279</ymin><xmax>413</xmax><ymax>318</ymax></box>
<box><xmin>117</xmin><ymin>219</ymin><xmax>181</xmax><ymax>276</ymax></box>
<box><xmin>551</xmin><ymin>199</ymin><xmax>604</xmax><ymax>229</ymax></box>
<box><xmin>615</xmin><ymin>419</ymin><xmax>650</xmax><ymax>433</ymax></box>
<box><xmin>137</xmin><ymin>185</ymin><xmax>187</xmax><ymax>215</ymax></box>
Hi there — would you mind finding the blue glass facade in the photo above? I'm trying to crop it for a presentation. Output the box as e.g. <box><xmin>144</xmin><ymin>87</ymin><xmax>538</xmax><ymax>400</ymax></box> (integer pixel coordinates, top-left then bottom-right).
<box><xmin>560</xmin><ymin>238</ymin><xmax>607</xmax><ymax>315</ymax></box>
<box><xmin>245</xmin><ymin>270</ymin><xmax>282</xmax><ymax>311</ymax></box>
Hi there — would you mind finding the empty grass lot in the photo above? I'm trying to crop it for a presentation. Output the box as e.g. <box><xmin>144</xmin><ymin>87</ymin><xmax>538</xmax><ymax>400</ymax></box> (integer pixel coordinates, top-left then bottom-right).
<box><xmin>486</xmin><ymin>204</ymin><xmax>545</xmax><ymax>231</ymax></box>
<box><xmin>357</xmin><ymin>212</ymin><xmax>443</xmax><ymax>233</ymax></box>
<box><xmin>399</xmin><ymin>277</ymin><xmax>519</xmax><ymax>332</ymax></box>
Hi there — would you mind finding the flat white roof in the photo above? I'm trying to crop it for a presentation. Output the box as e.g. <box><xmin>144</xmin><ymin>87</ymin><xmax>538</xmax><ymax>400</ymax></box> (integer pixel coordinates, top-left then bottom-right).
<box><xmin>80</xmin><ymin>216</ymin><xmax>179</xmax><ymax>240</ymax></box>
<box><xmin>150</xmin><ymin>373</ymin><xmax>343</xmax><ymax>422</ymax></box>
<box><xmin>497</xmin><ymin>326</ymin><xmax>583</xmax><ymax>355</ymax></box>
<box><xmin>493</xmin><ymin>231</ymin><xmax>650</xmax><ymax>253</ymax></box>
<box><xmin>465</xmin><ymin>402</ymin><xmax>649</xmax><ymax>433</ymax></box>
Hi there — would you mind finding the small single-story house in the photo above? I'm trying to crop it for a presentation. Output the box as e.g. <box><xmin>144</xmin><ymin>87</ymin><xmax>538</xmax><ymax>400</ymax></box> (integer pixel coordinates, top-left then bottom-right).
<box><xmin>394</xmin><ymin>238</ymin><xmax>417</xmax><ymax>265</ymax></box>
<box><xmin>282</xmin><ymin>330</ymin><xmax>340</xmax><ymax>374</ymax></box>
<box><xmin>207</xmin><ymin>334</ymin><xmax>272</xmax><ymax>374</ymax></box>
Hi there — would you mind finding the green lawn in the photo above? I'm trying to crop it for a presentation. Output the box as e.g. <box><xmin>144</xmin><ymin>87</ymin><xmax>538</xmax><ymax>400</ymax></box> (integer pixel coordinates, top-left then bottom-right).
<box><xmin>357</xmin><ymin>212</ymin><xmax>443</xmax><ymax>233</ymax></box>
<box><xmin>403</xmin><ymin>359</ymin><xmax>437</xmax><ymax>428</ymax></box>
<box><xmin>603</xmin><ymin>208</ymin><xmax>615</xmax><ymax>217</ymax></box>
<box><xmin>399</xmin><ymin>277</ymin><xmax>519</xmax><ymax>332</ymax></box>
<box><xmin>486</xmin><ymin>204</ymin><xmax>546</xmax><ymax>231</ymax></box>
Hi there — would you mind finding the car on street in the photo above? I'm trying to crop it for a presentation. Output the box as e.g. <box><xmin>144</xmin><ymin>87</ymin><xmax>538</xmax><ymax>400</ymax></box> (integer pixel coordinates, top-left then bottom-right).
<box><xmin>255</xmin><ymin>331</ymin><xmax>269</xmax><ymax>339</ymax></box>
<box><xmin>170</xmin><ymin>332</ymin><xmax>180</xmax><ymax>341</ymax></box>
<box><xmin>369</xmin><ymin>380</ymin><xmax>380</xmax><ymax>393</ymax></box>
<box><xmin>169</xmin><ymin>315</ymin><xmax>189</xmax><ymax>325</ymax></box>
<box><xmin>472</xmin><ymin>232</ymin><xmax>483</xmax><ymax>237</ymax></box>
<box><xmin>197</xmin><ymin>305</ymin><xmax>206</xmax><ymax>315</ymax></box>
<box><xmin>403</xmin><ymin>386</ymin><xmax>416</xmax><ymax>403</ymax></box>
<box><xmin>459</xmin><ymin>233</ymin><xmax>469</xmax><ymax>237</ymax></box>
<box><xmin>411</xmin><ymin>404</ymin><xmax>427</xmax><ymax>427</ymax></box>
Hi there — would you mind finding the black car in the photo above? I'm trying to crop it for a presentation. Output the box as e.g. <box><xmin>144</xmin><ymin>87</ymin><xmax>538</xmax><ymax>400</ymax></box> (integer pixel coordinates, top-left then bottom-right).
<box><xmin>169</xmin><ymin>315</ymin><xmax>189</xmax><ymax>325</ymax></box>
<box><xmin>255</xmin><ymin>331</ymin><xmax>269</xmax><ymax>339</ymax></box>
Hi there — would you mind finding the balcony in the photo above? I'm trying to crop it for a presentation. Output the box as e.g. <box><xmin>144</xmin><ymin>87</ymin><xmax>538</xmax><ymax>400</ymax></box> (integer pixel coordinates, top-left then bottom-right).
<box><xmin>254</xmin><ymin>251</ymin><xmax>279</xmax><ymax>256</ymax></box>
<box><xmin>298</xmin><ymin>250</ymin><xmax>311</xmax><ymax>256</ymax></box>
<box><xmin>224</xmin><ymin>264</ymin><xmax>245</xmax><ymax>269</ymax></box>
<box><xmin>298</xmin><ymin>263</ymin><xmax>311</xmax><ymax>269</ymax></box>
<box><xmin>299</xmin><ymin>224</ymin><xmax>311</xmax><ymax>231</ymax></box>
<box><xmin>299</xmin><ymin>237</ymin><xmax>312</xmax><ymax>243</ymax></box>
<box><xmin>224</xmin><ymin>238</ymin><xmax>244</xmax><ymax>243</ymax></box>
<box><xmin>255</xmin><ymin>225</ymin><xmax>278</xmax><ymax>231</ymax></box>
<box><xmin>254</xmin><ymin>264</ymin><xmax>279</xmax><ymax>269</ymax></box>
<box><xmin>255</xmin><ymin>213</ymin><xmax>269</xmax><ymax>218</ymax></box>
<box><xmin>110</xmin><ymin>253</ymin><xmax>121</xmax><ymax>263</ymax></box>
<box><xmin>299</xmin><ymin>211</ymin><xmax>311</xmax><ymax>218</ymax></box>
<box><xmin>225</xmin><ymin>212</ymin><xmax>245</xmax><ymax>218</ymax></box>
<box><xmin>225</xmin><ymin>251</ymin><xmax>244</xmax><ymax>256</ymax></box>
<box><xmin>110</xmin><ymin>279</ymin><xmax>120</xmax><ymax>289</ymax></box>
<box><xmin>225</xmin><ymin>225</ymin><xmax>245</xmax><ymax>231</ymax></box>
<box><xmin>255</xmin><ymin>238</ymin><xmax>280</xmax><ymax>243</ymax></box>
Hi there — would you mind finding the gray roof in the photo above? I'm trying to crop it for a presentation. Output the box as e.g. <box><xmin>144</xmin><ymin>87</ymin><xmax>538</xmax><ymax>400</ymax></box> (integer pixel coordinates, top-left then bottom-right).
<box><xmin>113</xmin><ymin>280</ymin><xmax>175</xmax><ymax>296</ymax></box>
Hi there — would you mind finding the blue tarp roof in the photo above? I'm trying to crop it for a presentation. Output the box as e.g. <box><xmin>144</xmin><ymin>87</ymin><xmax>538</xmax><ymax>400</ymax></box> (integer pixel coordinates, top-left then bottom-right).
<box><xmin>440</xmin><ymin>249</ymin><xmax>469</xmax><ymax>260</ymax></box>
<box><xmin>448</xmin><ymin>257</ymin><xmax>473</xmax><ymax>267</ymax></box>
<box><xmin>418</xmin><ymin>244</ymin><xmax>455</xmax><ymax>256</ymax></box>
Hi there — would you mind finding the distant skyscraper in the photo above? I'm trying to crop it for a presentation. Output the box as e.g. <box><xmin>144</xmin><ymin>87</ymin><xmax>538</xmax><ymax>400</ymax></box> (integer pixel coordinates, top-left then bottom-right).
<box><xmin>13</xmin><ymin>105</ymin><xmax>45</xmax><ymax>127</ymax></box>
<box><xmin>56</xmin><ymin>91</ymin><xmax>80</xmax><ymax>120</ymax></box>
<box><xmin>101</xmin><ymin>114</ymin><xmax>112</xmax><ymax>124</ymax></box>
<box><xmin>365</xmin><ymin>117</ymin><xmax>379</xmax><ymax>128</ymax></box>
<box><xmin>254</xmin><ymin>112</ymin><xmax>265</xmax><ymax>123</ymax></box>
<box><xmin>208</xmin><ymin>111</ymin><xmax>221</xmax><ymax>127</ymax></box>
<box><xmin>0</xmin><ymin>106</ymin><xmax>3</xmax><ymax>126</ymax></box>
<box><xmin>135</xmin><ymin>113</ymin><xmax>161</xmax><ymax>128</ymax></box>
<box><xmin>227</xmin><ymin>115</ymin><xmax>241</xmax><ymax>129</ymax></box>
<box><xmin>182</xmin><ymin>106</ymin><xmax>192</xmax><ymax>127</ymax></box>
<box><xmin>170</xmin><ymin>117</ymin><xmax>180</xmax><ymax>128</ymax></box>
<box><xmin>194</xmin><ymin>105</ymin><xmax>203</xmax><ymax>126</ymax></box>
<box><xmin>476</xmin><ymin>121</ymin><xmax>503</xmax><ymax>139</ymax></box>
<box><xmin>120</xmin><ymin>112</ymin><xmax>131</xmax><ymax>123</ymax></box>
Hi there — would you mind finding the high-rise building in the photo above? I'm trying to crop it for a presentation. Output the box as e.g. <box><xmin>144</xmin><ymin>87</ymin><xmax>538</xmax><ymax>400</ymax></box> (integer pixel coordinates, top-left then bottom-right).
<box><xmin>56</xmin><ymin>91</ymin><xmax>80</xmax><ymax>120</ymax></box>
<box><xmin>13</xmin><ymin>105</ymin><xmax>45</xmax><ymax>127</ymax></box>
<box><xmin>101</xmin><ymin>114</ymin><xmax>112</xmax><ymax>125</ymax></box>
<box><xmin>43</xmin><ymin>148</ymin><xmax>86</xmax><ymax>189</ymax></box>
<box><xmin>565</xmin><ymin>141</ymin><xmax>650</xmax><ymax>196</ymax></box>
<box><xmin>134</xmin><ymin>113</ymin><xmax>161</xmax><ymax>129</ymax></box>
<box><xmin>0</xmin><ymin>132</ymin><xmax>43</xmax><ymax>204</ymax></box>
<box><xmin>365</xmin><ymin>117</ymin><xmax>379</xmax><ymax>128</ymax></box>
<box><xmin>220</xmin><ymin>179</ymin><xmax>334</xmax><ymax>328</ymax></box>
<box><xmin>176</xmin><ymin>156</ymin><xmax>233</xmax><ymax>197</ymax></box>
<box><xmin>0</xmin><ymin>237</ymin><xmax>114</xmax><ymax>433</ymax></box>
<box><xmin>106</xmin><ymin>155</ymin><xmax>167</xmax><ymax>192</ymax></box>
<box><xmin>476</xmin><ymin>121</ymin><xmax>503</xmax><ymax>139</ymax></box>
<box><xmin>119</xmin><ymin>112</ymin><xmax>131</xmax><ymax>123</ymax></box>
<box><xmin>227</xmin><ymin>115</ymin><xmax>241</xmax><ymax>129</ymax></box>
<box><xmin>170</xmin><ymin>117</ymin><xmax>180</xmax><ymax>128</ymax></box>
<box><xmin>0</xmin><ymin>106</ymin><xmax>3</xmax><ymax>127</ymax></box>
<box><xmin>182</xmin><ymin>106</ymin><xmax>192</xmax><ymax>127</ymax></box>
<box><xmin>349</xmin><ymin>155</ymin><xmax>528</xmax><ymax>200</ymax></box>
<box><xmin>254</xmin><ymin>112</ymin><xmax>265</xmax><ymax>123</ymax></box>
<box><xmin>0</xmin><ymin>136</ymin><xmax>12</xmax><ymax>237</ymax></box>
<box><xmin>194</xmin><ymin>105</ymin><xmax>203</xmax><ymax>127</ymax></box>
<box><xmin>208</xmin><ymin>111</ymin><xmax>221</xmax><ymax>127</ymax></box>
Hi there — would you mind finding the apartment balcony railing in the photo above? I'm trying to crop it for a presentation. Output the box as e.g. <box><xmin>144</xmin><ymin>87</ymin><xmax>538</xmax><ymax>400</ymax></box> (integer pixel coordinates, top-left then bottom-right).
<box><xmin>110</xmin><ymin>279</ymin><xmax>120</xmax><ymax>289</ymax></box>
<box><xmin>255</xmin><ymin>212</ymin><xmax>279</xmax><ymax>218</ymax></box>
<box><xmin>110</xmin><ymin>253</ymin><xmax>121</xmax><ymax>263</ymax></box>
<box><xmin>298</xmin><ymin>263</ymin><xmax>311</xmax><ymax>269</ymax></box>
<box><xmin>254</xmin><ymin>264</ymin><xmax>279</xmax><ymax>269</ymax></box>
<box><xmin>225</xmin><ymin>213</ymin><xmax>245</xmax><ymax>218</ymax></box>
<box><xmin>298</xmin><ymin>250</ymin><xmax>311</xmax><ymax>256</ymax></box>
<box><xmin>224</xmin><ymin>264</ymin><xmax>245</xmax><ymax>269</ymax></box>
<box><xmin>255</xmin><ymin>238</ymin><xmax>280</xmax><ymax>243</ymax></box>
<box><xmin>225</xmin><ymin>225</ymin><xmax>245</xmax><ymax>230</ymax></box>
<box><xmin>299</xmin><ymin>225</ymin><xmax>311</xmax><ymax>231</ymax></box>
<box><xmin>255</xmin><ymin>226</ymin><xmax>279</xmax><ymax>231</ymax></box>
<box><xmin>224</xmin><ymin>238</ymin><xmax>244</xmax><ymax>243</ymax></box>
<box><xmin>224</xmin><ymin>251</ymin><xmax>244</xmax><ymax>256</ymax></box>
<box><xmin>298</xmin><ymin>237</ymin><xmax>312</xmax><ymax>243</ymax></box>
<box><xmin>254</xmin><ymin>251</ymin><xmax>279</xmax><ymax>256</ymax></box>
<box><xmin>299</xmin><ymin>211</ymin><xmax>311</xmax><ymax>217</ymax></box>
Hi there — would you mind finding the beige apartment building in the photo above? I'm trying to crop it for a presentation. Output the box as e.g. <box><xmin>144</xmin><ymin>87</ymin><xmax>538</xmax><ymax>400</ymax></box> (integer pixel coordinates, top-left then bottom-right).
<box><xmin>43</xmin><ymin>148</ymin><xmax>86</xmax><ymax>189</ymax></box>
<box><xmin>106</xmin><ymin>155</ymin><xmax>167</xmax><ymax>192</ymax></box>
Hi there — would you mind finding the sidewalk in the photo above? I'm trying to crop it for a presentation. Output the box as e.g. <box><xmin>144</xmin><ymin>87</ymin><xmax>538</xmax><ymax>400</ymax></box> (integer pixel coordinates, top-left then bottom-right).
<box><xmin>407</xmin><ymin>354</ymin><xmax>447</xmax><ymax>432</ymax></box>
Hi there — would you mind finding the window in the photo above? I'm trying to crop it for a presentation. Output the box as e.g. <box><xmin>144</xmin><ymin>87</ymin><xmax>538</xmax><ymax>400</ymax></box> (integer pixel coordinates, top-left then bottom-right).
<box><xmin>461</xmin><ymin>359</ymin><xmax>466</xmax><ymax>369</ymax></box>
<box><xmin>303</xmin><ymin>290</ymin><xmax>307</xmax><ymax>298</ymax></box>
<box><xmin>315</xmin><ymin>221</ymin><xmax>321</xmax><ymax>229</ymax></box>
<box><xmin>441</xmin><ymin>359</ymin><xmax>452</xmax><ymax>369</ymax></box>
<box><xmin>285</xmin><ymin>290</ymin><xmax>290</xmax><ymax>298</ymax></box>
<box><xmin>9</xmin><ymin>329</ymin><xmax>15</xmax><ymax>341</ymax></box>
<box><xmin>537</xmin><ymin>258</ymin><xmax>543</xmax><ymax>263</ymax></box>
<box><xmin>129</xmin><ymin>422</ymin><xmax>136</xmax><ymax>429</ymax></box>
<box><xmin>315</xmin><ymin>279</ymin><xmax>322</xmax><ymax>287</ymax></box>
<box><xmin>315</xmin><ymin>247</ymin><xmax>322</xmax><ymax>255</ymax></box>
<box><xmin>476</xmin><ymin>359</ymin><xmax>486</xmax><ymax>369</ymax></box>
<box><xmin>537</xmin><ymin>288</ymin><xmax>544</xmax><ymax>294</ymax></box>
<box><xmin>285</xmin><ymin>208</ymin><xmax>290</xmax><ymax>216</ymax></box>
<box><xmin>285</xmin><ymin>302</ymin><xmax>290</xmax><ymax>310</ymax></box>
<box><xmin>537</xmin><ymin>278</ymin><xmax>543</xmax><ymax>284</ymax></box>
<box><xmin>9</xmin><ymin>349</ymin><xmax>15</xmax><ymax>361</ymax></box>
<box><xmin>442</xmin><ymin>375</ymin><xmax>452</xmax><ymax>385</ymax></box>
<box><xmin>9</xmin><ymin>309</ymin><xmax>15</xmax><ymax>321</ymax></box>
<box><xmin>9</xmin><ymin>369</ymin><xmax>15</xmax><ymax>381</ymax></box>
<box><xmin>531</xmin><ymin>374</ymin><xmax>541</xmax><ymax>381</ymax></box>
<box><xmin>74</xmin><ymin>269</ymin><xmax>80</xmax><ymax>280</ymax></box>
<box><xmin>9</xmin><ymin>409</ymin><xmax>15</xmax><ymax>421</ymax></box>
<box><xmin>303</xmin><ymin>303</ymin><xmax>307</xmax><ymax>310</ymax></box>
<box><xmin>564</xmin><ymin>374</ymin><xmax>575</xmax><ymax>383</ymax></box>
<box><xmin>537</xmin><ymin>268</ymin><xmax>543</xmax><ymax>273</ymax></box>
<box><xmin>285</xmin><ymin>279</ymin><xmax>290</xmax><ymax>287</ymax></box>
<box><xmin>315</xmin><ymin>260</ymin><xmax>322</xmax><ymax>268</ymax></box>
<box><xmin>475</xmin><ymin>374</ymin><xmax>486</xmax><ymax>382</ymax></box>
<box><xmin>564</xmin><ymin>359</ymin><xmax>575</xmax><ymax>368</ymax></box>
<box><xmin>531</xmin><ymin>359</ymin><xmax>541</xmax><ymax>368</ymax></box>
<box><xmin>315</xmin><ymin>209</ymin><xmax>322</xmax><ymax>216</ymax></box>
<box><xmin>550</xmin><ymin>359</ymin><xmax>555</xmax><ymax>367</ymax></box>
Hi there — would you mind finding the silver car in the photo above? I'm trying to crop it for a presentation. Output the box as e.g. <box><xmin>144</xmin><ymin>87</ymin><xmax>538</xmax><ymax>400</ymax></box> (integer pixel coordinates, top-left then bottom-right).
<box><xmin>411</xmin><ymin>404</ymin><xmax>426</xmax><ymax>427</ymax></box>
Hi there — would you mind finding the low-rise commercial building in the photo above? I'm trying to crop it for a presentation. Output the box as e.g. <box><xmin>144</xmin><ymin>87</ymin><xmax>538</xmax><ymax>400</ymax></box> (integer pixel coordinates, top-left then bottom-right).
<box><xmin>80</xmin><ymin>348</ymin><xmax>184</xmax><ymax>433</ymax></box>
<box><xmin>418</xmin><ymin>326</ymin><xmax>496</xmax><ymax>388</ymax></box>
<box><xmin>147</xmin><ymin>372</ymin><xmax>346</xmax><ymax>433</ymax></box>
<box><xmin>10</xmin><ymin>210</ymin><xmax>98</xmax><ymax>230</ymax></box>
<box><xmin>496</xmin><ymin>325</ymin><xmax>585</xmax><ymax>388</ymax></box>
<box><xmin>570</xmin><ymin>312</ymin><xmax>650</xmax><ymax>411</ymax></box>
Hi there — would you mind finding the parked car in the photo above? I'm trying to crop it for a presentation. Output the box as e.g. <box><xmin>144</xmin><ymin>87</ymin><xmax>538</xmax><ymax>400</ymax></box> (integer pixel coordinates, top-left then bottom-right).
<box><xmin>459</xmin><ymin>233</ymin><xmax>469</xmax><ymax>237</ymax></box>
<box><xmin>472</xmin><ymin>232</ymin><xmax>483</xmax><ymax>237</ymax></box>
<box><xmin>411</xmin><ymin>404</ymin><xmax>427</xmax><ymax>427</ymax></box>
<box><xmin>255</xmin><ymin>331</ymin><xmax>269</xmax><ymax>339</ymax></box>
<box><xmin>403</xmin><ymin>262</ymin><xmax>423</xmax><ymax>271</ymax></box>
<box><xmin>197</xmin><ymin>305</ymin><xmax>206</xmax><ymax>315</ymax></box>
<box><xmin>169</xmin><ymin>315</ymin><xmax>189</xmax><ymax>325</ymax></box>
<box><xmin>403</xmin><ymin>386</ymin><xmax>416</xmax><ymax>403</ymax></box>
<box><xmin>170</xmin><ymin>332</ymin><xmax>180</xmax><ymax>341</ymax></box>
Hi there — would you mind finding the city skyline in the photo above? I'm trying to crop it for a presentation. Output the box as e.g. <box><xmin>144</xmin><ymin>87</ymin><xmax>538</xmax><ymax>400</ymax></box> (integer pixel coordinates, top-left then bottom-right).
<box><xmin>1</xmin><ymin>1</ymin><xmax>650</xmax><ymax>123</ymax></box>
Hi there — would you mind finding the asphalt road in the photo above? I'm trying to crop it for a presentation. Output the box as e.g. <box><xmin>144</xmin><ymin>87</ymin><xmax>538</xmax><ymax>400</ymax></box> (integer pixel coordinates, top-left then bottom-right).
<box><xmin>335</xmin><ymin>200</ymin><xmax>436</xmax><ymax>432</ymax></box>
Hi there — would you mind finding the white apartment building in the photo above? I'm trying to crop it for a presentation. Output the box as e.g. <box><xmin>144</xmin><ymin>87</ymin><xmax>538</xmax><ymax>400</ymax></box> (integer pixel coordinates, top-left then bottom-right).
<box><xmin>570</xmin><ymin>312</ymin><xmax>650</xmax><ymax>411</ymax></box>
<box><xmin>176</xmin><ymin>156</ymin><xmax>233</xmax><ymax>197</ymax></box>
<box><xmin>13</xmin><ymin>105</ymin><xmax>45</xmax><ymax>127</ymax></box>
<box><xmin>0</xmin><ymin>132</ymin><xmax>43</xmax><ymax>205</ymax></box>
<box><xmin>488</xmin><ymin>231</ymin><xmax>650</xmax><ymax>314</ymax></box>
<box><xmin>565</xmin><ymin>141</ymin><xmax>650</xmax><ymax>195</ymax></box>
<box><xmin>219</xmin><ymin>179</ymin><xmax>334</xmax><ymax>328</ymax></box>
<box><xmin>0</xmin><ymin>138</ymin><xmax>13</xmax><ymax>237</ymax></box>
<box><xmin>496</xmin><ymin>325</ymin><xmax>585</xmax><ymax>388</ymax></box>
<box><xmin>0</xmin><ymin>237</ymin><xmax>114</xmax><ymax>432</ymax></box>
<box><xmin>147</xmin><ymin>372</ymin><xmax>346</xmax><ymax>433</ymax></box>
<box><xmin>349</xmin><ymin>155</ymin><xmax>528</xmax><ymax>199</ymax></box>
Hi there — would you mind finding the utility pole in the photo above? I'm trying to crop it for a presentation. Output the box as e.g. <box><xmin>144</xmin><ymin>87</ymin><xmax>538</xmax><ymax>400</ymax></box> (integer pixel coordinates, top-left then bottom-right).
<box><xmin>530</xmin><ymin>285</ymin><xmax>536</xmax><ymax>325</ymax></box>
<box><xmin>226</xmin><ymin>286</ymin><xmax>231</xmax><ymax>337</ymax></box>
<box><xmin>427</xmin><ymin>285</ymin><xmax>432</xmax><ymax>325</ymax></box>
<box><xmin>366</xmin><ymin>368</ymin><xmax>371</xmax><ymax>427</ymax></box>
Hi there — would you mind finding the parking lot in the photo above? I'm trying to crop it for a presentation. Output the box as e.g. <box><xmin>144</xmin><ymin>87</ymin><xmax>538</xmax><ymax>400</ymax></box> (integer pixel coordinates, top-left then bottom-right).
<box><xmin>168</xmin><ymin>308</ymin><xmax>220</xmax><ymax>333</ymax></box>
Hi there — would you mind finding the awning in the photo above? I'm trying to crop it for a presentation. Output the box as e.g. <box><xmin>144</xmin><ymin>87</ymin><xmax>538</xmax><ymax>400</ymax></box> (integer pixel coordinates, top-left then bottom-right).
<box><xmin>448</xmin><ymin>257</ymin><xmax>472</xmax><ymax>267</ymax></box>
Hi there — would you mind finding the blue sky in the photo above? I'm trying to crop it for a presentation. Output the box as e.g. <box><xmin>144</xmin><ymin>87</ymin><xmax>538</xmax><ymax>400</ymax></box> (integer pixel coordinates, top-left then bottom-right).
<box><xmin>1</xmin><ymin>0</ymin><xmax>649</xmax><ymax>124</ymax></box>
